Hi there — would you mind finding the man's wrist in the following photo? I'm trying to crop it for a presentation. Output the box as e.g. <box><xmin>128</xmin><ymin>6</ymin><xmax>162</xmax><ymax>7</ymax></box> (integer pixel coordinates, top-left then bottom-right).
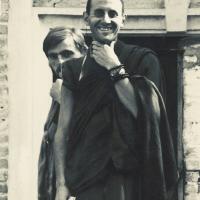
<box><xmin>109</xmin><ymin>65</ymin><xmax>130</xmax><ymax>82</ymax></box>
<box><xmin>107</xmin><ymin>60</ymin><xmax>121</xmax><ymax>70</ymax></box>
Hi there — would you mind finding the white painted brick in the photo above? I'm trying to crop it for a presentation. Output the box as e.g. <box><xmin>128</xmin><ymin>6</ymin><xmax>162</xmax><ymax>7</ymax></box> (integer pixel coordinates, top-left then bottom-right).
<box><xmin>183</xmin><ymin>123</ymin><xmax>200</xmax><ymax>143</ymax></box>
<box><xmin>185</xmin><ymin>193</ymin><xmax>200</xmax><ymax>200</ymax></box>
<box><xmin>184</xmin><ymin>109</ymin><xmax>200</xmax><ymax>123</ymax></box>
<box><xmin>185</xmin><ymin>159</ymin><xmax>200</xmax><ymax>170</ymax></box>
<box><xmin>0</xmin><ymin>170</ymin><xmax>8</xmax><ymax>182</ymax></box>
<box><xmin>184</xmin><ymin>144</ymin><xmax>200</xmax><ymax>155</ymax></box>
<box><xmin>0</xmin><ymin>120</ymin><xmax>7</xmax><ymax>132</ymax></box>
<box><xmin>185</xmin><ymin>182</ymin><xmax>199</xmax><ymax>194</ymax></box>
<box><xmin>0</xmin><ymin>135</ymin><xmax>8</xmax><ymax>143</ymax></box>
<box><xmin>185</xmin><ymin>172</ymin><xmax>200</xmax><ymax>182</ymax></box>
<box><xmin>184</xmin><ymin>55</ymin><xmax>198</xmax><ymax>63</ymax></box>
<box><xmin>183</xmin><ymin>63</ymin><xmax>200</xmax><ymax>166</ymax></box>
<box><xmin>184</xmin><ymin>69</ymin><xmax>200</xmax><ymax>85</ymax></box>
<box><xmin>191</xmin><ymin>44</ymin><xmax>200</xmax><ymax>48</ymax></box>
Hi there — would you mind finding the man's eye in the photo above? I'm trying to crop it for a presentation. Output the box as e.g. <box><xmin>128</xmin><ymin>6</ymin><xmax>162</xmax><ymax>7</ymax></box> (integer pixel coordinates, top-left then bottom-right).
<box><xmin>94</xmin><ymin>9</ymin><xmax>105</xmax><ymax>18</ymax></box>
<box><xmin>48</xmin><ymin>53</ymin><xmax>57</xmax><ymax>60</ymax></box>
<box><xmin>108</xmin><ymin>10</ymin><xmax>118</xmax><ymax>18</ymax></box>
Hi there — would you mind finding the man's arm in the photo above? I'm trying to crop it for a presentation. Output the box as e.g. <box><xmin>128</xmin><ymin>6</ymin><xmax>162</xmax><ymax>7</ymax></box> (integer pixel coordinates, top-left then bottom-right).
<box><xmin>113</xmin><ymin>78</ymin><xmax>138</xmax><ymax>117</ymax></box>
<box><xmin>54</xmin><ymin>85</ymin><xmax>74</xmax><ymax>200</ymax></box>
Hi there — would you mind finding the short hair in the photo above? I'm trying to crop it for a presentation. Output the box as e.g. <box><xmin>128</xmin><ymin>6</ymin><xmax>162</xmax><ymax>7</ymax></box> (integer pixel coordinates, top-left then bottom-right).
<box><xmin>43</xmin><ymin>27</ymin><xmax>87</xmax><ymax>57</ymax></box>
<box><xmin>86</xmin><ymin>0</ymin><xmax>124</xmax><ymax>15</ymax></box>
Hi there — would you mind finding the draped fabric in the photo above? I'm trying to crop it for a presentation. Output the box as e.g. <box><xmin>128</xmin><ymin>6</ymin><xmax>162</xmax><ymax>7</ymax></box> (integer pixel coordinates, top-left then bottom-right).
<box><xmin>63</xmin><ymin>41</ymin><xmax>178</xmax><ymax>199</ymax></box>
<box><xmin>38</xmin><ymin>100</ymin><xmax>59</xmax><ymax>200</ymax></box>
<box><xmin>65</xmin><ymin>72</ymin><xmax>178</xmax><ymax>200</ymax></box>
<box><xmin>131</xmin><ymin>77</ymin><xmax>178</xmax><ymax>200</ymax></box>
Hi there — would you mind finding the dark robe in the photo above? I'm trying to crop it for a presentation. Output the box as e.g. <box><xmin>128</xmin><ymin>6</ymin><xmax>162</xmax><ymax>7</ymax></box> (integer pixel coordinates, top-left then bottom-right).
<box><xmin>61</xmin><ymin>40</ymin><xmax>178</xmax><ymax>200</ymax></box>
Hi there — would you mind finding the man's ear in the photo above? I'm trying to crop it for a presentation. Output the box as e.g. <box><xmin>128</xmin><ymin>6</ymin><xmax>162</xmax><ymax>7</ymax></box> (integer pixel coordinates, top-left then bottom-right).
<box><xmin>83</xmin><ymin>11</ymin><xmax>89</xmax><ymax>25</ymax></box>
<box><xmin>120</xmin><ymin>14</ymin><xmax>126</xmax><ymax>27</ymax></box>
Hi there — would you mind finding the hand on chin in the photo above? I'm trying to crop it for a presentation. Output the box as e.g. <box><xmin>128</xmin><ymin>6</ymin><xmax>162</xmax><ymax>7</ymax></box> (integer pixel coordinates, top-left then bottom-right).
<box><xmin>91</xmin><ymin>41</ymin><xmax>120</xmax><ymax>70</ymax></box>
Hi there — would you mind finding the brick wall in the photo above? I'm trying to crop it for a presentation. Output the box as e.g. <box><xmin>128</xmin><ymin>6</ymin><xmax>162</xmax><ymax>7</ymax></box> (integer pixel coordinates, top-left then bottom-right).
<box><xmin>182</xmin><ymin>39</ymin><xmax>200</xmax><ymax>200</ymax></box>
<box><xmin>0</xmin><ymin>0</ymin><xmax>8</xmax><ymax>199</ymax></box>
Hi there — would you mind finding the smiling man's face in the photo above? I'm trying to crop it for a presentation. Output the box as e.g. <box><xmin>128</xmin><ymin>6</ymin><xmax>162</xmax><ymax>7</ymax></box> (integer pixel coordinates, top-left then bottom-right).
<box><xmin>85</xmin><ymin>0</ymin><xmax>125</xmax><ymax>44</ymax></box>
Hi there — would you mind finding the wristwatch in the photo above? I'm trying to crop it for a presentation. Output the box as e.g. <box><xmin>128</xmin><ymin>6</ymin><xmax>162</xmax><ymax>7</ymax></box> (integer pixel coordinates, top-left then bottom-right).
<box><xmin>110</xmin><ymin>66</ymin><xmax>126</xmax><ymax>77</ymax></box>
<box><xmin>110</xmin><ymin>66</ymin><xmax>129</xmax><ymax>82</ymax></box>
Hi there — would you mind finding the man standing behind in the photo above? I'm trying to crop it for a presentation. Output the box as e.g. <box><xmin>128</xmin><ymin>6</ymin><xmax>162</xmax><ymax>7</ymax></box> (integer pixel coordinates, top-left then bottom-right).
<box><xmin>38</xmin><ymin>27</ymin><xmax>87</xmax><ymax>200</ymax></box>
<box><xmin>54</xmin><ymin>1</ymin><xmax>178</xmax><ymax>200</ymax></box>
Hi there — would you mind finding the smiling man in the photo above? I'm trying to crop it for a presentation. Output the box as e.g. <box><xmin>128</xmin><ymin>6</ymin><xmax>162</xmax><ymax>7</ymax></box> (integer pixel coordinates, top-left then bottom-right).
<box><xmin>54</xmin><ymin>1</ymin><xmax>178</xmax><ymax>200</ymax></box>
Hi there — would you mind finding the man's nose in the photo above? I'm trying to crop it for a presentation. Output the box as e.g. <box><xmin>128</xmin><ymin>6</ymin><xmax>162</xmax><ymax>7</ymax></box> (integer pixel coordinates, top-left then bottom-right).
<box><xmin>57</xmin><ymin>55</ymin><xmax>65</xmax><ymax>64</ymax></box>
<box><xmin>102</xmin><ymin>12</ymin><xmax>111</xmax><ymax>23</ymax></box>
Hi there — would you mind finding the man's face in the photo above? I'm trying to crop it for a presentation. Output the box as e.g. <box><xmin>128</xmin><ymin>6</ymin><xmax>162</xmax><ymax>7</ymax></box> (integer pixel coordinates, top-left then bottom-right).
<box><xmin>47</xmin><ymin>37</ymin><xmax>82</xmax><ymax>77</ymax></box>
<box><xmin>86</xmin><ymin>0</ymin><xmax>124</xmax><ymax>44</ymax></box>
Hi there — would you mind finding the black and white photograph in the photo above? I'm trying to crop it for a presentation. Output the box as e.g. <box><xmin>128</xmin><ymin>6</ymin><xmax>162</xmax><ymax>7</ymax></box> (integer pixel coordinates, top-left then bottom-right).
<box><xmin>1</xmin><ymin>0</ymin><xmax>200</xmax><ymax>200</ymax></box>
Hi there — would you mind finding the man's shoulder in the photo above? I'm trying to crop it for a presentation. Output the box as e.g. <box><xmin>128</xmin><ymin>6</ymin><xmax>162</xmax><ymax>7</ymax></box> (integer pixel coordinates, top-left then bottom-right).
<box><xmin>117</xmin><ymin>40</ymin><xmax>155</xmax><ymax>54</ymax></box>
<box><xmin>116</xmin><ymin>40</ymin><xmax>157</xmax><ymax>65</ymax></box>
<box><xmin>123</xmin><ymin>42</ymin><xmax>157</xmax><ymax>58</ymax></box>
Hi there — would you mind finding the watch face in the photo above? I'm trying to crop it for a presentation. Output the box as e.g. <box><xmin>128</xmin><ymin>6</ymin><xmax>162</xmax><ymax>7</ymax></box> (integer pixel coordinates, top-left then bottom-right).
<box><xmin>119</xmin><ymin>68</ymin><xmax>125</xmax><ymax>75</ymax></box>
<box><xmin>110</xmin><ymin>66</ymin><xmax>125</xmax><ymax>77</ymax></box>
<box><xmin>110</xmin><ymin>68</ymin><xmax>117</xmax><ymax>76</ymax></box>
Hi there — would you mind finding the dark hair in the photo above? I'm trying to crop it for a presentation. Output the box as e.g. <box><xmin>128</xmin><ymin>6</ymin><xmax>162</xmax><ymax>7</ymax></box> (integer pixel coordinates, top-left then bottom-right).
<box><xmin>86</xmin><ymin>0</ymin><xmax>124</xmax><ymax>15</ymax></box>
<box><xmin>43</xmin><ymin>27</ymin><xmax>87</xmax><ymax>57</ymax></box>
